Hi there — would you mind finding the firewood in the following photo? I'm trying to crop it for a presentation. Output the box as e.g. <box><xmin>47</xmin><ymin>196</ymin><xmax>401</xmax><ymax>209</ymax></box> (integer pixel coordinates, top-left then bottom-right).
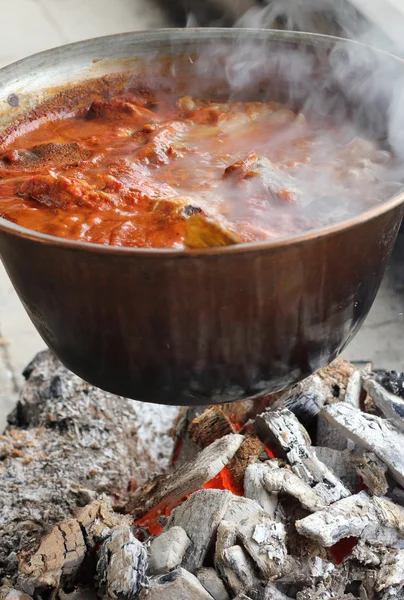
<box><xmin>125</xmin><ymin>434</ymin><xmax>244</xmax><ymax>517</ymax></box>
<box><xmin>260</xmin><ymin>462</ymin><xmax>327</xmax><ymax>512</ymax></box>
<box><xmin>196</xmin><ymin>568</ymin><xmax>230</xmax><ymax>600</ymax></box>
<box><xmin>165</xmin><ymin>489</ymin><xmax>232</xmax><ymax>573</ymax></box>
<box><xmin>95</xmin><ymin>524</ymin><xmax>147</xmax><ymax>600</ymax></box>
<box><xmin>244</xmin><ymin>463</ymin><xmax>278</xmax><ymax>517</ymax></box>
<box><xmin>364</xmin><ymin>378</ymin><xmax>404</xmax><ymax>430</ymax></box>
<box><xmin>350</xmin><ymin>450</ymin><xmax>389</xmax><ymax>496</ymax></box>
<box><xmin>138</xmin><ymin>568</ymin><xmax>214</xmax><ymax>599</ymax></box>
<box><xmin>148</xmin><ymin>526</ymin><xmax>190</xmax><ymax>575</ymax></box>
<box><xmin>256</xmin><ymin>409</ymin><xmax>350</xmax><ymax>504</ymax></box>
<box><xmin>0</xmin><ymin>351</ymin><xmax>178</xmax><ymax>583</ymax></box>
<box><xmin>296</xmin><ymin>491</ymin><xmax>404</xmax><ymax>547</ymax></box>
<box><xmin>322</xmin><ymin>402</ymin><xmax>404</xmax><ymax>487</ymax></box>
<box><xmin>188</xmin><ymin>407</ymin><xmax>235</xmax><ymax>448</ymax></box>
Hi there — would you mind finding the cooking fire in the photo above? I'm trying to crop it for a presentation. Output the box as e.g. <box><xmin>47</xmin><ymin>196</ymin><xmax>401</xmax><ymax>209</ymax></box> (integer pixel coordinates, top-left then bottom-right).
<box><xmin>2</xmin><ymin>352</ymin><xmax>404</xmax><ymax>600</ymax></box>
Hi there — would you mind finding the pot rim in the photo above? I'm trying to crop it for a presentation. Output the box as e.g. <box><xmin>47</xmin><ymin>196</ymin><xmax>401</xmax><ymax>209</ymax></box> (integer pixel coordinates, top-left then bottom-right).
<box><xmin>1</xmin><ymin>27</ymin><xmax>404</xmax><ymax>257</ymax></box>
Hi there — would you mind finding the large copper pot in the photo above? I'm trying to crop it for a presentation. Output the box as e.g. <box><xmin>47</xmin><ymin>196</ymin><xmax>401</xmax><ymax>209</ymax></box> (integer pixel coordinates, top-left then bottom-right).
<box><xmin>0</xmin><ymin>29</ymin><xmax>403</xmax><ymax>405</ymax></box>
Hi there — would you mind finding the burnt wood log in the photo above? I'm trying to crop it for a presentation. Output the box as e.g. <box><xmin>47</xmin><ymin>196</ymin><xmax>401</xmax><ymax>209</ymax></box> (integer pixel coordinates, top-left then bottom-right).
<box><xmin>125</xmin><ymin>434</ymin><xmax>244</xmax><ymax>517</ymax></box>
<box><xmin>322</xmin><ymin>402</ymin><xmax>404</xmax><ymax>487</ymax></box>
<box><xmin>0</xmin><ymin>351</ymin><xmax>178</xmax><ymax>582</ymax></box>
<box><xmin>256</xmin><ymin>409</ymin><xmax>350</xmax><ymax>504</ymax></box>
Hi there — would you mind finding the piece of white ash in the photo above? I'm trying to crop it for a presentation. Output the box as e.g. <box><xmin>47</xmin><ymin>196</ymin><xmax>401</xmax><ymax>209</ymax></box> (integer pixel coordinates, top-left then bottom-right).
<box><xmin>295</xmin><ymin>490</ymin><xmax>404</xmax><ymax>547</ymax></box>
<box><xmin>256</xmin><ymin>409</ymin><xmax>350</xmax><ymax>504</ymax></box>
<box><xmin>322</xmin><ymin>401</ymin><xmax>404</xmax><ymax>487</ymax></box>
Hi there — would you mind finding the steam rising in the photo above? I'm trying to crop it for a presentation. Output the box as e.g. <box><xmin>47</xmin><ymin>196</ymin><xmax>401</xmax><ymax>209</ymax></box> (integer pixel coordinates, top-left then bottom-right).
<box><xmin>167</xmin><ymin>1</ymin><xmax>404</xmax><ymax>238</ymax></box>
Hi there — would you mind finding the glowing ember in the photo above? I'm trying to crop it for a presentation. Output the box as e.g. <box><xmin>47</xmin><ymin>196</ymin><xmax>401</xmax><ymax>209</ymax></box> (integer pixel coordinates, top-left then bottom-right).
<box><xmin>203</xmin><ymin>465</ymin><xmax>244</xmax><ymax>496</ymax></box>
<box><xmin>329</xmin><ymin>537</ymin><xmax>358</xmax><ymax>564</ymax></box>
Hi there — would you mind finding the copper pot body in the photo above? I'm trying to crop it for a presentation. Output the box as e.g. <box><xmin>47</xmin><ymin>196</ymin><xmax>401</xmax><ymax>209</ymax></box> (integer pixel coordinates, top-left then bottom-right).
<box><xmin>0</xmin><ymin>29</ymin><xmax>403</xmax><ymax>404</ymax></box>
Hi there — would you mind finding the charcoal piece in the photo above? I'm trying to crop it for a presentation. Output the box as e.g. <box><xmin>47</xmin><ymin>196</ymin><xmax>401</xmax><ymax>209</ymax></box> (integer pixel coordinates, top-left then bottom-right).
<box><xmin>313</xmin><ymin>447</ymin><xmax>359</xmax><ymax>492</ymax></box>
<box><xmin>166</xmin><ymin>489</ymin><xmax>232</xmax><ymax>573</ymax></box>
<box><xmin>244</xmin><ymin>463</ymin><xmax>278</xmax><ymax>517</ymax></box>
<box><xmin>17</xmin><ymin>500</ymin><xmax>130</xmax><ymax>597</ymax></box>
<box><xmin>296</xmin><ymin>491</ymin><xmax>404</xmax><ymax>547</ymax></box>
<box><xmin>364</xmin><ymin>377</ymin><xmax>404</xmax><ymax>429</ymax></box>
<box><xmin>267</xmin><ymin>373</ymin><xmax>329</xmax><ymax>430</ymax></box>
<box><xmin>350</xmin><ymin>449</ymin><xmax>389</xmax><ymax>496</ymax></box>
<box><xmin>256</xmin><ymin>409</ymin><xmax>350</xmax><ymax>504</ymax></box>
<box><xmin>96</xmin><ymin>524</ymin><xmax>147</xmax><ymax>600</ymax></box>
<box><xmin>148</xmin><ymin>526</ymin><xmax>190</xmax><ymax>575</ymax></box>
<box><xmin>0</xmin><ymin>587</ymin><xmax>32</xmax><ymax>600</ymax></box>
<box><xmin>138</xmin><ymin>568</ymin><xmax>214</xmax><ymax>599</ymax></box>
<box><xmin>125</xmin><ymin>434</ymin><xmax>244</xmax><ymax>517</ymax></box>
<box><xmin>323</xmin><ymin>401</ymin><xmax>404</xmax><ymax>487</ymax></box>
<box><xmin>377</xmin><ymin>370</ymin><xmax>404</xmax><ymax>399</ymax></box>
<box><xmin>188</xmin><ymin>407</ymin><xmax>236</xmax><ymax>448</ymax></box>
<box><xmin>196</xmin><ymin>568</ymin><xmax>230</xmax><ymax>600</ymax></box>
<box><xmin>260</xmin><ymin>462</ymin><xmax>326</xmax><ymax>512</ymax></box>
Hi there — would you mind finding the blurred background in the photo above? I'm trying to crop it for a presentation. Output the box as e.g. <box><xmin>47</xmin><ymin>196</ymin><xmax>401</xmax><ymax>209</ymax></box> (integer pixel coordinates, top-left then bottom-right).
<box><xmin>0</xmin><ymin>0</ymin><xmax>403</xmax><ymax>426</ymax></box>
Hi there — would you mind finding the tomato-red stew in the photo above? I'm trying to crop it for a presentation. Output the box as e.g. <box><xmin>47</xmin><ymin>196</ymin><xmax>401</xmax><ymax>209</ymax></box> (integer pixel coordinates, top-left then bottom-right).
<box><xmin>0</xmin><ymin>88</ymin><xmax>396</xmax><ymax>249</ymax></box>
